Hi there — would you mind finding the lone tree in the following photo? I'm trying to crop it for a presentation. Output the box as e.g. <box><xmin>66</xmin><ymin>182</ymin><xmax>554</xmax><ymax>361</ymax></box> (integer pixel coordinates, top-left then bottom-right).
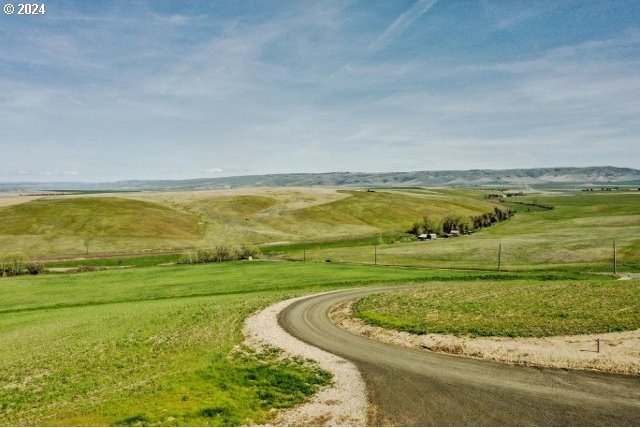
<box><xmin>83</xmin><ymin>237</ymin><xmax>91</xmax><ymax>255</ymax></box>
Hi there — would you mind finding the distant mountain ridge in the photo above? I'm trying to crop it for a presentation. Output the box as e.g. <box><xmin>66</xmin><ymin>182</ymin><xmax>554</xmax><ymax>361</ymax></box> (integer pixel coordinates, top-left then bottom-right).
<box><xmin>1</xmin><ymin>166</ymin><xmax>639</xmax><ymax>191</ymax></box>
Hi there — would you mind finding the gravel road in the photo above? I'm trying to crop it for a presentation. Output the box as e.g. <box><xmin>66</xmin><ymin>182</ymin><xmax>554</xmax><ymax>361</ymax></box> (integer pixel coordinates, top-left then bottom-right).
<box><xmin>244</xmin><ymin>294</ymin><xmax>367</xmax><ymax>426</ymax></box>
<box><xmin>279</xmin><ymin>286</ymin><xmax>640</xmax><ymax>426</ymax></box>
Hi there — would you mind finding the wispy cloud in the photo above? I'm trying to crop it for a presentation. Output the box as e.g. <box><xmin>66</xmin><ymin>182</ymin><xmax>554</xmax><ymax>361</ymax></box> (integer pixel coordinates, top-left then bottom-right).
<box><xmin>0</xmin><ymin>1</ymin><xmax>638</xmax><ymax>181</ymax></box>
<box><xmin>367</xmin><ymin>0</ymin><xmax>438</xmax><ymax>52</ymax></box>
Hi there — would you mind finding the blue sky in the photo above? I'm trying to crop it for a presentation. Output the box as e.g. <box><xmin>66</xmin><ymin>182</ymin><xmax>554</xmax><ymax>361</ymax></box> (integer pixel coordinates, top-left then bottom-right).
<box><xmin>1</xmin><ymin>0</ymin><xmax>639</xmax><ymax>182</ymax></box>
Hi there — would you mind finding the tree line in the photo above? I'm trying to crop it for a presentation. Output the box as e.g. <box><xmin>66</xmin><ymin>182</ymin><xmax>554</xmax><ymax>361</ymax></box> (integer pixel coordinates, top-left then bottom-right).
<box><xmin>410</xmin><ymin>206</ymin><xmax>515</xmax><ymax>236</ymax></box>
<box><xmin>178</xmin><ymin>245</ymin><xmax>260</xmax><ymax>264</ymax></box>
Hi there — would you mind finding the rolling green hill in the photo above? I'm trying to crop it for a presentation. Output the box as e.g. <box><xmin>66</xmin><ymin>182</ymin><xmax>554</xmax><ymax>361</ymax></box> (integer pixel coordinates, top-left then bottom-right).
<box><xmin>274</xmin><ymin>190</ymin><xmax>493</xmax><ymax>238</ymax></box>
<box><xmin>0</xmin><ymin>197</ymin><xmax>204</xmax><ymax>258</ymax></box>
<box><xmin>0</xmin><ymin>197</ymin><xmax>202</xmax><ymax>238</ymax></box>
<box><xmin>2</xmin><ymin>188</ymin><xmax>637</xmax><ymax>270</ymax></box>
<box><xmin>166</xmin><ymin>189</ymin><xmax>496</xmax><ymax>246</ymax></box>
<box><xmin>293</xmin><ymin>192</ymin><xmax>640</xmax><ymax>271</ymax></box>
<box><xmin>0</xmin><ymin>189</ymin><xmax>497</xmax><ymax>259</ymax></box>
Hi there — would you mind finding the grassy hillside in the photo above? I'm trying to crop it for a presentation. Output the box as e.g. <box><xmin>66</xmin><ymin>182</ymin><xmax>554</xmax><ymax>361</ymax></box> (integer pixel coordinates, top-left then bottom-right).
<box><xmin>0</xmin><ymin>197</ymin><xmax>204</xmax><ymax>258</ymax></box>
<box><xmin>0</xmin><ymin>197</ymin><xmax>201</xmax><ymax>238</ymax></box>
<box><xmin>166</xmin><ymin>188</ymin><xmax>494</xmax><ymax>246</ymax></box>
<box><xmin>0</xmin><ymin>189</ymin><xmax>497</xmax><ymax>259</ymax></box>
<box><xmin>255</xmin><ymin>190</ymin><xmax>494</xmax><ymax>242</ymax></box>
<box><xmin>0</xmin><ymin>261</ymin><xmax>557</xmax><ymax>426</ymax></box>
<box><xmin>2</xmin><ymin>188</ymin><xmax>636</xmax><ymax>271</ymax></box>
<box><xmin>292</xmin><ymin>192</ymin><xmax>640</xmax><ymax>271</ymax></box>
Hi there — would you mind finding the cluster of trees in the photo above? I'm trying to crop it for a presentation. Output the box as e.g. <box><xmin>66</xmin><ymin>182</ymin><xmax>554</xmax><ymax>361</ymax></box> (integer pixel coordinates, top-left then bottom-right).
<box><xmin>179</xmin><ymin>245</ymin><xmax>260</xmax><ymax>265</ymax></box>
<box><xmin>410</xmin><ymin>214</ymin><xmax>470</xmax><ymax>235</ymax></box>
<box><xmin>409</xmin><ymin>216</ymin><xmax>442</xmax><ymax>235</ymax></box>
<box><xmin>410</xmin><ymin>207</ymin><xmax>515</xmax><ymax>236</ymax></box>
<box><xmin>0</xmin><ymin>256</ymin><xmax>45</xmax><ymax>277</ymax></box>
<box><xmin>470</xmin><ymin>207</ymin><xmax>515</xmax><ymax>229</ymax></box>
<box><xmin>442</xmin><ymin>215</ymin><xmax>470</xmax><ymax>234</ymax></box>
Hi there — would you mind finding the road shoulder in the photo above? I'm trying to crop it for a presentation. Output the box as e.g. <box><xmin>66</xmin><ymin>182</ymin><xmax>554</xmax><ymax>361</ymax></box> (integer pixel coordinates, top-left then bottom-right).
<box><xmin>243</xmin><ymin>293</ymin><xmax>368</xmax><ymax>426</ymax></box>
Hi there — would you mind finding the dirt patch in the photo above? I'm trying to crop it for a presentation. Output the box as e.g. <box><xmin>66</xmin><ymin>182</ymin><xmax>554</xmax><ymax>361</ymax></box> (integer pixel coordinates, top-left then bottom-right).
<box><xmin>618</xmin><ymin>273</ymin><xmax>640</xmax><ymax>280</ymax></box>
<box><xmin>330</xmin><ymin>300</ymin><xmax>640</xmax><ymax>376</ymax></box>
<box><xmin>0</xmin><ymin>193</ymin><xmax>42</xmax><ymax>207</ymax></box>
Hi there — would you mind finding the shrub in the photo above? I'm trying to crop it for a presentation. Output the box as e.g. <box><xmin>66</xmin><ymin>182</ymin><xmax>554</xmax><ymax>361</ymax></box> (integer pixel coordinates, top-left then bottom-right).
<box><xmin>179</xmin><ymin>244</ymin><xmax>261</xmax><ymax>265</ymax></box>
<box><xmin>234</xmin><ymin>245</ymin><xmax>260</xmax><ymax>260</ymax></box>
<box><xmin>0</xmin><ymin>256</ymin><xmax>45</xmax><ymax>277</ymax></box>
<box><xmin>26</xmin><ymin>262</ymin><xmax>45</xmax><ymax>275</ymax></box>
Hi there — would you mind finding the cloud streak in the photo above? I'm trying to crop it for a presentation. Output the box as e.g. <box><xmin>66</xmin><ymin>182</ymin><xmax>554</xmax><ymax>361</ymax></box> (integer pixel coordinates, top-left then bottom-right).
<box><xmin>367</xmin><ymin>0</ymin><xmax>438</xmax><ymax>52</ymax></box>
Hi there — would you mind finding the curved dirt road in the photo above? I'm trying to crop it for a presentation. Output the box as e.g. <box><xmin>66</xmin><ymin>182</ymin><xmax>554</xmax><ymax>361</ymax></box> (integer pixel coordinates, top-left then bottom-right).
<box><xmin>279</xmin><ymin>287</ymin><xmax>640</xmax><ymax>426</ymax></box>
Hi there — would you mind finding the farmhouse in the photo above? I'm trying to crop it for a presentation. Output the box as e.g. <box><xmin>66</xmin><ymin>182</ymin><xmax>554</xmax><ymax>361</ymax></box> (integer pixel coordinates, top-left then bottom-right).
<box><xmin>418</xmin><ymin>233</ymin><xmax>438</xmax><ymax>241</ymax></box>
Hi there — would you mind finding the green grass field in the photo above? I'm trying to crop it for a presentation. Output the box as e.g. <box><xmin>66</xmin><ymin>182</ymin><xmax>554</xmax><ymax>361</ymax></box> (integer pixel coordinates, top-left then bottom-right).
<box><xmin>3</xmin><ymin>261</ymin><xmax>565</xmax><ymax>426</ymax></box>
<box><xmin>290</xmin><ymin>192</ymin><xmax>640</xmax><ymax>272</ymax></box>
<box><xmin>354</xmin><ymin>278</ymin><xmax>640</xmax><ymax>337</ymax></box>
<box><xmin>1</xmin><ymin>186</ymin><xmax>639</xmax><ymax>425</ymax></box>
<box><xmin>44</xmin><ymin>253</ymin><xmax>184</xmax><ymax>269</ymax></box>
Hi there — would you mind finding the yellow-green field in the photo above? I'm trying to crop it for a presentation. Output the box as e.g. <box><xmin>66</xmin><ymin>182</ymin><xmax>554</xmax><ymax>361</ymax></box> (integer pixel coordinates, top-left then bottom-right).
<box><xmin>0</xmin><ymin>188</ymin><xmax>496</xmax><ymax>259</ymax></box>
<box><xmin>287</xmin><ymin>191</ymin><xmax>640</xmax><ymax>272</ymax></box>
<box><xmin>2</xmin><ymin>188</ymin><xmax>638</xmax><ymax>272</ymax></box>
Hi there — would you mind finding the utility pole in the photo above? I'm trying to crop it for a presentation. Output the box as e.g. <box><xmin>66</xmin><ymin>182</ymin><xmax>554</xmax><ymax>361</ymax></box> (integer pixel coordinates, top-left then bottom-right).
<box><xmin>613</xmin><ymin>240</ymin><xmax>617</xmax><ymax>275</ymax></box>
<box><xmin>303</xmin><ymin>248</ymin><xmax>306</xmax><ymax>262</ymax></box>
<box><xmin>498</xmin><ymin>243</ymin><xmax>502</xmax><ymax>272</ymax></box>
<box><xmin>374</xmin><ymin>245</ymin><xmax>377</xmax><ymax>266</ymax></box>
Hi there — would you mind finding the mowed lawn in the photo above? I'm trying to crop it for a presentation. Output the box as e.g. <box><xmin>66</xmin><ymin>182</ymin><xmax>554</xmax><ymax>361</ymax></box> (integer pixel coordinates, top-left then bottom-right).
<box><xmin>0</xmin><ymin>261</ymin><xmax>534</xmax><ymax>426</ymax></box>
<box><xmin>354</xmin><ymin>278</ymin><xmax>640</xmax><ymax>337</ymax></box>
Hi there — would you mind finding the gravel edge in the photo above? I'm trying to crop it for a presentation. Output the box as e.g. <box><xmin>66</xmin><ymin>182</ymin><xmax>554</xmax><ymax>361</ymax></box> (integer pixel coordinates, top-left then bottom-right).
<box><xmin>243</xmin><ymin>292</ymin><xmax>368</xmax><ymax>427</ymax></box>
<box><xmin>331</xmin><ymin>300</ymin><xmax>640</xmax><ymax>376</ymax></box>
